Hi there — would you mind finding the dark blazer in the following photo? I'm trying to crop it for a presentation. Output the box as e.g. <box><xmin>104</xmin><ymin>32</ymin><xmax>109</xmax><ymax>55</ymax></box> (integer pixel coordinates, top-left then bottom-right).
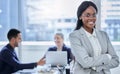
<box><xmin>0</xmin><ymin>44</ymin><xmax>37</xmax><ymax>74</ymax></box>
<box><xmin>48</xmin><ymin>44</ymin><xmax>74</xmax><ymax>64</ymax></box>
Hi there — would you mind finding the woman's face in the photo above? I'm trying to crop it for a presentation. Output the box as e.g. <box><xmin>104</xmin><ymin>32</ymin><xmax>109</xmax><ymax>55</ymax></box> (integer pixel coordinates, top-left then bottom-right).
<box><xmin>54</xmin><ymin>34</ymin><xmax>64</xmax><ymax>47</ymax></box>
<box><xmin>80</xmin><ymin>6</ymin><xmax>97</xmax><ymax>30</ymax></box>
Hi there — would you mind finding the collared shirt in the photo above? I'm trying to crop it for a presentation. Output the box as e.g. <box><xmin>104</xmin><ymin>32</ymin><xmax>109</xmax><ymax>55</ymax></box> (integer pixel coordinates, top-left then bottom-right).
<box><xmin>57</xmin><ymin>48</ymin><xmax>62</xmax><ymax>51</ymax></box>
<box><xmin>82</xmin><ymin>28</ymin><xmax>102</xmax><ymax>70</ymax></box>
<box><xmin>83</xmin><ymin>28</ymin><xmax>102</xmax><ymax>57</ymax></box>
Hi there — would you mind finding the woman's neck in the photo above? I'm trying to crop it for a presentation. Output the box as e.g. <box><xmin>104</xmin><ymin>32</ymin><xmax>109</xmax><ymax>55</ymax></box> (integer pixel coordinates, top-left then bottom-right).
<box><xmin>83</xmin><ymin>27</ymin><xmax>93</xmax><ymax>34</ymax></box>
<box><xmin>57</xmin><ymin>44</ymin><xmax>64</xmax><ymax>49</ymax></box>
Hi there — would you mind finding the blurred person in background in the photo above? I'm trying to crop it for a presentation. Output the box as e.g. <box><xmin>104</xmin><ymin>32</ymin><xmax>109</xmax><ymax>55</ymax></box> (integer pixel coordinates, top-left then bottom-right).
<box><xmin>0</xmin><ymin>28</ymin><xmax>45</xmax><ymax>74</ymax></box>
<box><xmin>41</xmin><ymin>33</ymin><xmax>74</xmax><ymax>74</ymax></box>
<box><xmin>41</xmin><ymin>33</ymin><xmax>74</xmax><ymax>64</ymax></box>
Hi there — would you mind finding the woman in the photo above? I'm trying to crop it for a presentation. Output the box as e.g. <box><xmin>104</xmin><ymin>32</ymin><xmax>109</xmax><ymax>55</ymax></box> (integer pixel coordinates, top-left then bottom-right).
<box><xmin>48</xmin><ymin>33</ymin><xmax>74</xmax><ymax>64</ymax></box>
<box><xmin>41</xmin><ymin>33</ymin><xmax>74</xmax><ymax>64</ymax></box>
<box><xmin>69</xmin><ymin>1</ymin><xmax>119</xmax><ymax>74</ymax></box>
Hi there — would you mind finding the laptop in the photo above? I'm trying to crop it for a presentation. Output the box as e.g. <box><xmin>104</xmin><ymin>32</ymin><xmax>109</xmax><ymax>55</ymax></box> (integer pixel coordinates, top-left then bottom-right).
<box><xmin>46</xmin><ymin>51</ymin><xmax>67</xmax><ymax>67</ymax></box>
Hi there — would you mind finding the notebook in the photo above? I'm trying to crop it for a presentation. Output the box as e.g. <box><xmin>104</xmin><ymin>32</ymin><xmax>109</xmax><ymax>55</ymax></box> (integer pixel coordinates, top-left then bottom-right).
<box><xmin>46</xmin><ymin>51</ymin><xmax>67</xmax><ymax>67</ymax></box>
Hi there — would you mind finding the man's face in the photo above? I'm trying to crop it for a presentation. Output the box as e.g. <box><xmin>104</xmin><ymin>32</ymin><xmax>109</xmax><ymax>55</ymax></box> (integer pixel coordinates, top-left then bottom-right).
<box><xmin>14</xmin><ymin>33</ymin><xmax>22</xmax><ymax>47</ymax></box>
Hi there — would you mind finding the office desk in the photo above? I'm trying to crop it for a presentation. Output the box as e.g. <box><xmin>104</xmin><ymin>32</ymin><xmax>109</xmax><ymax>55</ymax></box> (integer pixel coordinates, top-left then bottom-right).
<box><xmin>13</xmin><ymin>69</ymin><xmax>59</xmax><ymax>74</ymax></box>
<box><xmin>13</xmin><ymin>65</ymin><xmax>67</xmax><ymax>74</ymax></box>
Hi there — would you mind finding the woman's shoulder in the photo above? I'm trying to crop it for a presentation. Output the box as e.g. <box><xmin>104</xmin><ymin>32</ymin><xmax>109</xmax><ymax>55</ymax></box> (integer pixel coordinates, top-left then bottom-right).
<box><xmin>69</xmin><ymin>30</ymin><xmax>80</xmax><ymax>37</ymax></box>
<box><xmin>69</xmin><ymin>29</ymin><xmax>84</xmax><ymax>40</ymax></box>
<box><xmin>63</xmin><ymin>45</ymin><xmax>71</xmax><ymax>50</ymax></box>
<box><xmin>48</xmin><ymin>46</ymin><xmax>57</xmax><ymax>51</ymax></box>
<box><xmin>70</xmin><ymin>30</ymin><xmax>80</xmax><ymax>35</ymax></box>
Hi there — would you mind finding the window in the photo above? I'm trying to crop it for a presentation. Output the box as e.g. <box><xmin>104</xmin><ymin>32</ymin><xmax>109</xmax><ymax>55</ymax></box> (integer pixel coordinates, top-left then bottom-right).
<box><xmin>101</xmin><ymin>0</ymin><xmax>120</xmax><ymax>41</ymax></box>
<box><xmin>0</xmin><ymin>0</ymin><xmax>120</xmax><ymax>41</ymax></box>
<box><xmin>24</xmin><ymin>0</ymin><xmax>79</xmax><ymax>41</ymax></box>
<box><xmin>0</xmin><ymin>0</ymin><xmax>19</xmax><ymax>41</ymax></box>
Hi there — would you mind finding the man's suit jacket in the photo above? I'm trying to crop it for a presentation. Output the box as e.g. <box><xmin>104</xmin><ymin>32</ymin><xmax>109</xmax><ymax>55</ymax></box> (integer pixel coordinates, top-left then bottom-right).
<box><xmin>69</xmin><ymin>28</ymin><xmax>119</xmax><ymax>74</ymax></box>
<box><xmin>0</xmin><ymin>44</ymin><xmax>37</xmax><ymax>74</ymax></box>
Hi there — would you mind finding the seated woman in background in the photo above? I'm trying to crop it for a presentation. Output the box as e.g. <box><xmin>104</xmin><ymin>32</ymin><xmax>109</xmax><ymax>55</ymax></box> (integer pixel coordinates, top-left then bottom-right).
<box><xmin>41</xmin><ymin>33</ymin><xmax>74</xmax><ymax>64</ymax></box>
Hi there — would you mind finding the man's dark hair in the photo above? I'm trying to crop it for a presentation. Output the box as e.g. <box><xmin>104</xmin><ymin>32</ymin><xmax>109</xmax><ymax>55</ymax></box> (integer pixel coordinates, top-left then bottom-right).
<box><xmin>7</xmin><ymin>28</ymin><xmax>21</xmax><ymax>41</ymax></box>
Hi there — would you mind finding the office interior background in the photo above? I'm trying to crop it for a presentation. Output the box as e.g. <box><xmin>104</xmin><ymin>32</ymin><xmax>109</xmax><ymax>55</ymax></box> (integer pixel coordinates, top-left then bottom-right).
<box><xmin>0</xmin><ymin>0</ymin><xmax>120</xmax><ymax>73</ymax></box>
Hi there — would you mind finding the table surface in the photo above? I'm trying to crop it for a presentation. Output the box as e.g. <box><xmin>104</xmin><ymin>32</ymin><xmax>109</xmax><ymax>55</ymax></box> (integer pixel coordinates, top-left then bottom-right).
<box><xmin>13</xmin><ymin>65</ymin><xmax>67</xmax><ymax>74</ymax></box>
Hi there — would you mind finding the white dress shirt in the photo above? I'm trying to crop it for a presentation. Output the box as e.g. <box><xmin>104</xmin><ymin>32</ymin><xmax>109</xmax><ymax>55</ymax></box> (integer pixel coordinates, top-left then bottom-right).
<box><xmin>83</xmin><ymin>28</ymin><xmax>102</xmax><ymax>70</ymax></box>
<box><xmin>83</xmin><ymin>28</ymin><xmax>102</xmax><ymax>57</ymax></box>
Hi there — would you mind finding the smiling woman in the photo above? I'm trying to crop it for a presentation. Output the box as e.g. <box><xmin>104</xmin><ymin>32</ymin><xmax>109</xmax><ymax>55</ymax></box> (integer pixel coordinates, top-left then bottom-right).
<box><xmin>69</xmin><ymin>1</ymin><xmax>119</xmax><ymax>74</ymax></box>
<box><xmin>80</xmin><ymin>6</ymin><xmax>97</xmax><ymax>33</ymax></box>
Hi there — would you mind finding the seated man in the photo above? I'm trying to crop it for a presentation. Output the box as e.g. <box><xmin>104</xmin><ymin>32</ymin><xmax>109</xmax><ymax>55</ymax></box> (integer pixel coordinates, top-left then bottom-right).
<box><xmin>0</xmin><ymin>28</ymin><xmax>45</xmax><ymax>74</ymax></box>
